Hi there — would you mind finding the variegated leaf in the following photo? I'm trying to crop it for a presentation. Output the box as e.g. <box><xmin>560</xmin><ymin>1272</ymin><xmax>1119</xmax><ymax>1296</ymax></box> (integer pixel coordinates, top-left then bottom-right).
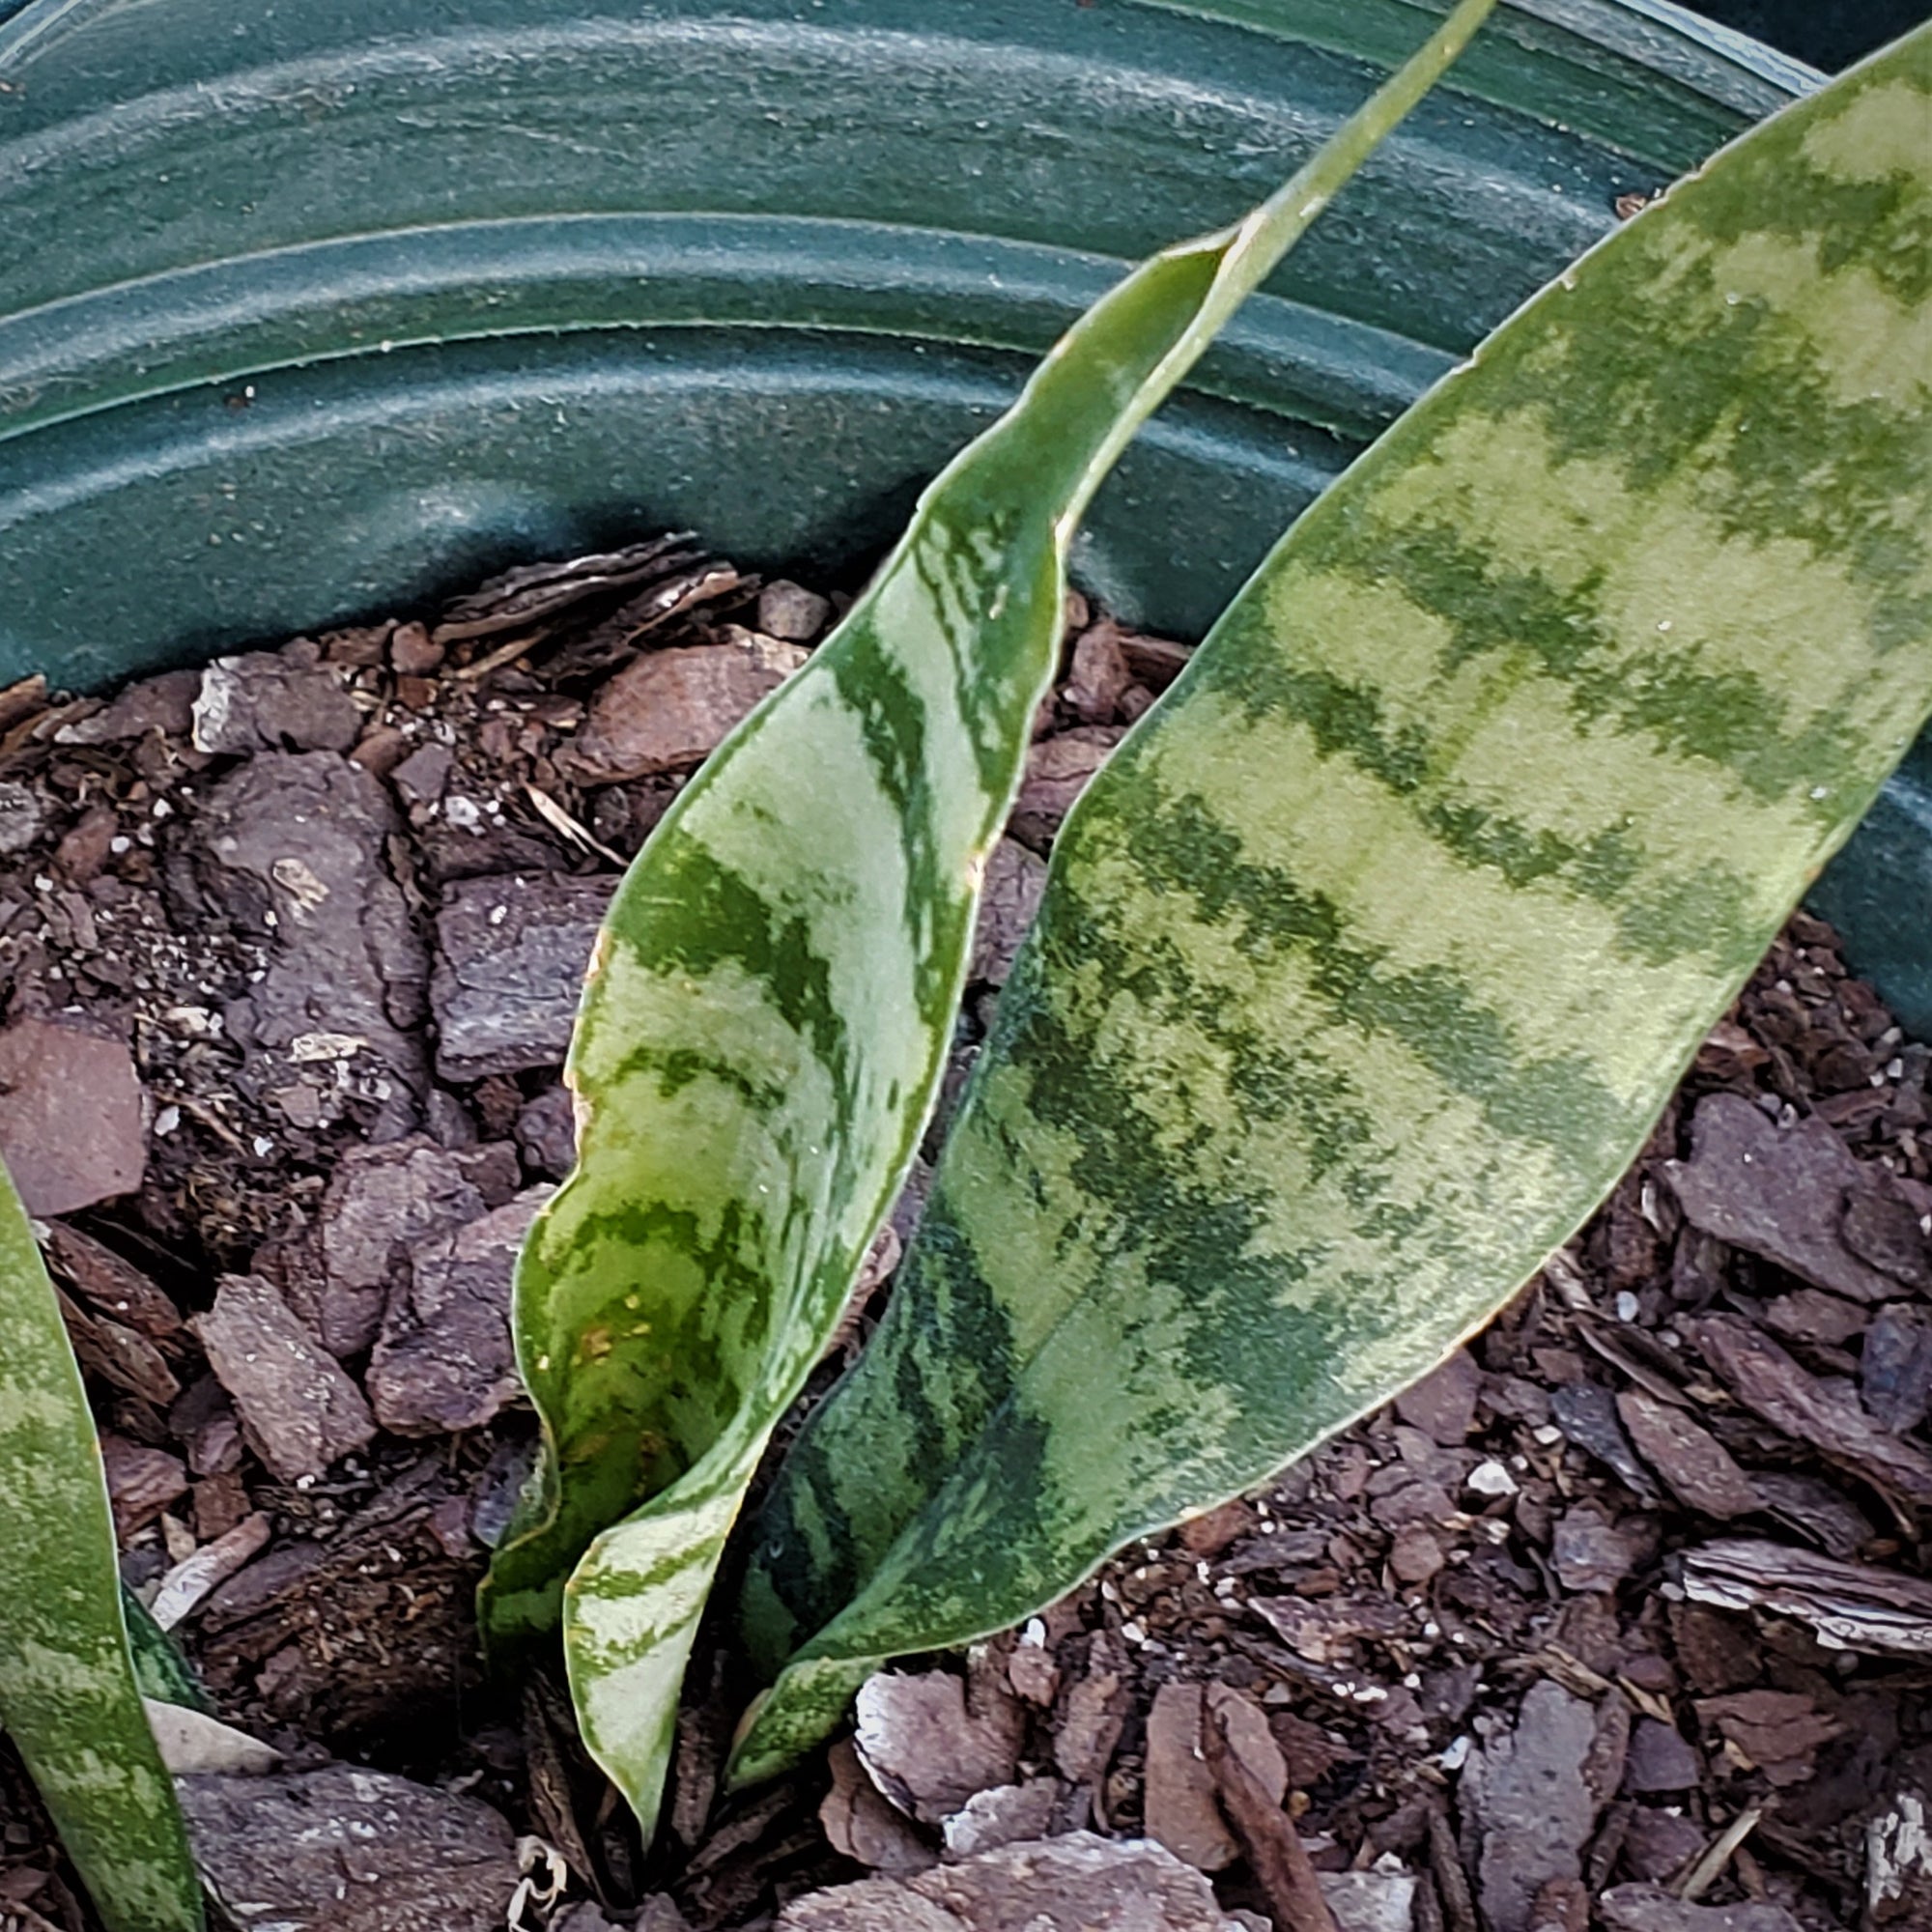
<box><xmin>736</xmin><ymin>28</ymin><xmax>1932</xmax><ymax>1781</ymax></box>
<box><xmin>124</xmin><ymin>1587</ymin><xmax>210</xmax><ymax>1716</ymax></box>
<box><xmin>483</xmin><ymin>0</ymin><xmax>1500</xmax><ymax>1833</ymax></box>
<box><xmin>0</xmin><ymin>1160</ymin><xmax>204</xmax><ymax>1932</ymax></box>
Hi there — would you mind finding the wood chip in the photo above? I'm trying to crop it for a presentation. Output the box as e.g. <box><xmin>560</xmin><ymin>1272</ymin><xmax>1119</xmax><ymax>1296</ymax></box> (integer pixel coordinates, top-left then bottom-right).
<box><xmin>519</xmin><ymin>1674</ymin><xmax>600</xmax><ymax>1887</ymax></box>
<box><xmin>561</xmin><ymin>633</ymin><xmax>806</xmax><ymax>782</ymax></box>
<box><xmin>178</xmin><ymin>1765</ymin><xmax>521</xmax><ymax>1932</ymax></box>
<box><xmin>1548</xmin><ymin>1381</ymin><xmax>1662</xmax><ymax>1501</ymax></box>
<box><xmin>55</xmin><ymin>1285</ymin><xmax>179</xmax><ymax>1406</ymax></box>
<box><xmin>1759</xmin><ymin>1287</ymin><xmax>1869</xmax><ymax>1348</ymax></box>
<box><xmin>1665</xmin><ymin>1093</ymin><xmax>1900</xmax><ymax>1302</ymax></box>
<box><xmin>1390</xmin><ymin>1521</ymin><xmax>1447</xmax><ymax>1584</ymax></box>
<box><xmin>853</xmin><ymin>1668</ymin><xmax>1023</xmax><ymax>1826</ymax></box>
<box><xmin>1747</xmin><ymin>1471</ymin><xmax>1875</xmax><ymax>1560</ymax></box>
<box><xmin>1861</xmin><ymin>1304</ymin><xmax>1932</xmax><ymax>1435</ymax></box>
<box><xmin>1250</xmin><ymin>1593</ymin><xmax>1412</xmax><ymax>1663</ymax></box>
<box><xmin>150</xmin><ymin>1512</ymin><xmax>272</xmax><ymax>1631</ymax></box>
<box><xmin>1146</xmin><ymin>1684</ymin><xmax>1236</xmax><ymax>1872</ymax></box>
<box><xmin>1695</xmin><ymin>1690</ymin><xmax>1840</xmax><ymax>1785</ymax></box>
<box><xmin>1623</xmin><ymin>1718</ymin><xmax>1703</xmax><ymax>1795</ymax></box>
<box><xmin>1866</xmin><ymin>1777</ymin><xmax>1932</xmax><ymax>1928</ymax></box>
<box><xmin>1688</xmin><ymin>1315</ymin><xmax>1932</xmax><ymax>1513</ymax></box>
<box><xmin>1117</xmin><ymin>632</ymin><xmax>1193</xmax><ymax>691</ymax></box>
<box><xmin>189</xmin><ymin>752</ymin><xmax>430</xmax><ymax>1140</ymax></box>
<box><xmin>0</xmin><ymin>1015</ymin><xmax>146</xmax><ymax>1215</ymax></box>
<box><xmin>1202</xmin><ymin>1696</ymin><xmax>1340</xmax><ymax>1932</ymax></box>
<box><xmin>1841</xmin><ymin>1188</ymin><xmax>1932</xmax><ymax>1292</ymax></box>
<box><xmin>1678</xmin><ymin>1537</ymin><xmax>1932</xmax><ymax>1656</ymax></box>
<box><xmin>1052</xmin><ymin>1636</ymin><xmax>1128</xmax><ymax>1789</ymax></box>
<box><xmin>0</xmin><ymin>777</ymin><xmax>44</xmax><ymax>852</ymax></box>
<box><xmin>1428</xmin><ymin>1803</ymin><xmax>1479</xmax><ymax>1932</ymax></box>
<box><xmin>43</xmin><ymin>1221</ymin><xmax>182</xmax><ymax>1340</ymax></box>
<box><xmin>1321</xmin><ymin>1872</ymin><xmax>1421</xmax><ymax>1932</ymax></box>
<box><xmin>778</xmin><ymin>1831</ymin><xmax>1245</xmax><ymax>1932</ymax></box>
<box><xmin>0</xmin><ymin>672</ymin><xmax>47</xmax><ymax>732</ymax></box>
<box><xmin>366</xmin><ymin>1186</ymin><xmax>551</xmax><ymax>1435</ymax></box>
<box><xmin>1620</xmin><ymin>1809</ymin><xmax>1708</xmax><ymax>1885</ymax></box>
<box><xmin>436</xmin><ymin>534</ymin><xmax>701</xmax><ymax>640</ymax></box>
<box><xmin>1463</xmin><ymin>1682</ymin><xmax>1597</xmax><ymax>1932</ymax></box>
<box><xmin>1551</xmin><ymin>1505</ymin><xmax>1637</xmax><ymax>1593</ymax></box>
<box><xmin>1064</xmin><ymin>621</ymin><xmax>1132</xmax><ymax>724</ymax></box>
<box><xmin>820</xmin><ymin>1737</ymin><xmax>935</xmax><ymax>1874</ymax></box>
<box><xmin>524</xmin><ymin>781</ymin><xmax>628</xmax><ymax>867</ymax></box>
<box><xmin>969</xmin><ymin>838</ymin><xmax>1047</xmax><ymax>987</ymax></box>
<box><xmin>193</xmin><ymin>1273</ymin><xmax>376</xmax><ymax>1482</ymax></box>
<box><xmin>1178</xmin><ymin>1500</ymin><xmax>1257</xmax><ymax>1559</ymax></box>
<box><xmin>429</xmin><ymin>872</ymin><xmax>617</xmax><ymax>1081</ymax></box>
<box><xmin>298</xmin><ymin>1136</ymin><xmax>515</xmax><ymax>1357</ymax></box>
<box><xmin>191</xmin><ymin>650</ymin><xmax>361</xmax><ymax>755</ymax></box>
<box><xmin>99</xmin><ymin>1433</ymin><xmax>188</xmax><ymax>1537</ymax></box>
<box><xmin>1015</xmin><ymin>726</ymin><xmax>1126</xmax><ymax>825</ymax></box>
<box><xmin>1395</xmin><ymin>1349</ymin><xmax>1482</xmax><ymax>1446</ymax></box>
<box><xmin>546</xmin><ymin>563</ymin><xmax>747</xmax><ymax>674</ymax></box>
<box><xmin>1597</xmin><ymin>1883</ymin><xmax>1800</xmax><ymax>1932</ymax></box>
<box><xmin>1527</xmin><ymin>1877</ymin><xmax>1588</xmax><ymax>1932</ymax></box>
<box><xmin>942</xmin><ymin>1781</ymin><xmax>1065</xmax><ymax>1861</ymax></box>
<box><xmin>1616</xmin><ymin>1390</ymin><xmax>1760</xmax><ymax>1520</ymax></box>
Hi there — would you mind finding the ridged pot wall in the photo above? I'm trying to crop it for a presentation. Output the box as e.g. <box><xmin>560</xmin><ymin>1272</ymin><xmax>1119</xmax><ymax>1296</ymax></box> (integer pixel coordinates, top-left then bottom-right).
<box><xmin>1</xmin><ymin>0</ymin><xmax>1921</xmax><ymax>1025</ymax></box>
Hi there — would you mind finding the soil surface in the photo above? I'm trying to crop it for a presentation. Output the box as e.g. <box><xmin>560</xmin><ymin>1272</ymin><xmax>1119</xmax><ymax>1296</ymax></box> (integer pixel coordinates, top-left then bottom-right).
<box><xmin>0</xmin><ymin>538</ymin><xmax>1926</xmax><ymax>1932</ymax></box>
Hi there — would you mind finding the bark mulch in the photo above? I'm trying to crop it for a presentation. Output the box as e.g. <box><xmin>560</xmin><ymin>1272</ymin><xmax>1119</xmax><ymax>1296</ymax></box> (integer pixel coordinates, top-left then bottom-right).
<box><xmin>0</xmin><ymin>538</ymin><xmax>1925</xmax><ymax>1932</ymax></box>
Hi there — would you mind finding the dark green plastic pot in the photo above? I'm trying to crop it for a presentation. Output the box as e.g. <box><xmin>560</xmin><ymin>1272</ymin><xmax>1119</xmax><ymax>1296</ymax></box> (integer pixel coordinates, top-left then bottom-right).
<box><xmin>1</xmin><ymin>0</ymin><xmax>1924</xmax><ymax>1028</ymax></box>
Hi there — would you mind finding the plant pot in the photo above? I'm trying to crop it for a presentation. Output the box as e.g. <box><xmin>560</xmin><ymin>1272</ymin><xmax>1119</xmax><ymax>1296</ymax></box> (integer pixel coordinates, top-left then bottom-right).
<box><xmin>1</xmin><ymin>0</ymin><xmax>1924</xmax><ymax>1027</ymax></box>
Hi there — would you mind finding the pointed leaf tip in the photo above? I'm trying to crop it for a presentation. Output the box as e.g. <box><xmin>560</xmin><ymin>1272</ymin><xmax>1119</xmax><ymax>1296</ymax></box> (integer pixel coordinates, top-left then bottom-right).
<box><xmin>485</xmin><ymin>0</ymin><xmax>1498</xmax><ymax>1843</ymax></box>
<box><xmin>737</xmin><ymin>26</ymin><xmax>1932</xmax><ymax>1781</ymax></box>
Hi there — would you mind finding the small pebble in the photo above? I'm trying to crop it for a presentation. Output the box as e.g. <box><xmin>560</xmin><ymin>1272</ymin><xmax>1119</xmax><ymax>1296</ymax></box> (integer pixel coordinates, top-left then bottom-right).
<box><xmin>757</xmin><ymin>579</ymin><xmax>834</xmax><ymax>642</ymax></box>
<box><xmin>1466</xmin><ymin>1459</ymin><xmax>1519</xmax><ymax>1498</ymax></box>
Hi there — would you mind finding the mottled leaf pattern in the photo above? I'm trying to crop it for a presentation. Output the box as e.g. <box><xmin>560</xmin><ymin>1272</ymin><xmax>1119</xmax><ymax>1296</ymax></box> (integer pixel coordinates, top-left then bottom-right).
<box><xmin>124</xmin><ymin>1588</ymin><xmax>211</xmax><ymax>1716</ymax></box>
<box><xmin>0</xmin><ymin>1160</ymin><xmax>204</xmax><ymax>1932</ymax></box>
<box><xmin>483</xmin><ymin>0</ymin><xmax>1499</xmax><ymax>1833</ymax></box>
<box><xmin>736</xmin><ymin>31</ymin><xmax>1932</xmax><ymax>1780</ymax></box>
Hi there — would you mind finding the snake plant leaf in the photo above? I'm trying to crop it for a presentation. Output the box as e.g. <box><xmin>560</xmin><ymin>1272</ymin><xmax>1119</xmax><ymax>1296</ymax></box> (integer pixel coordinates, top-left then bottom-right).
<box><xmin>123</xmin><ymin>1587</ymin><xmax>212</xmax><ymax>1717</ymax></box>
<box><xmin>0</xmin><ymin>1160</ymin><xmax>204</xmax><ymax>1932</ymax></box>
<box><xmin>736</xmin><ymin>26</ymin><xmax>1932</xmax><ymax>1781</ymax></box>
<box><xmin>483</xmin><ymin>0</ymin><xmax>1499</xmax><ymax>1833</ymax></box>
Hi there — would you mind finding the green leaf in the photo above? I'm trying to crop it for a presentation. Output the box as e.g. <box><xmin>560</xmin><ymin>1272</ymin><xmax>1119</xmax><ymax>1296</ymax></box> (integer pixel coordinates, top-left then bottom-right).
<box><xmin>123</xmin><ymin>1588</ymin><xmax>211</xmax><ymax>1718</ymax></box>
<box><xmin>736</xmin><ymin>27</ymin><xmax>1932</xmax><ymax>1781</ymax></box>
<box><xmin>482</xmin><ymin>0</ymin><xmax>1500</xmax><ymax>1834</ymax></box>
<box><xmin>0</xmin><ymin>1160</ymin><xmax>205</xmax><ymax>1932</ymax></box>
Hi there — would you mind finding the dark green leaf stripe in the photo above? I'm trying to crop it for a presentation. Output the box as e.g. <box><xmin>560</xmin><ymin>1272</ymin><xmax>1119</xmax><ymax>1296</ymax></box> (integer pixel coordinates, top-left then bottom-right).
<box><xmin>735</xmin><ymin>28</ymin><xmax>1932</xmax><ymax>1781</ymax></box>
<box><xmin>123</xmin><ymin>1589</ymin><xmax>210</xmax><ymax>1717</ymax></box>
<box><xmin>485</xmin><ymin>0</ymin><xmax>1500</xmax><ymax>1835</ymax></box>
<box><xmin>0</xmin><ymin>1160</ymin><xmax>204</xmax><ymax>1932</ymax></box>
